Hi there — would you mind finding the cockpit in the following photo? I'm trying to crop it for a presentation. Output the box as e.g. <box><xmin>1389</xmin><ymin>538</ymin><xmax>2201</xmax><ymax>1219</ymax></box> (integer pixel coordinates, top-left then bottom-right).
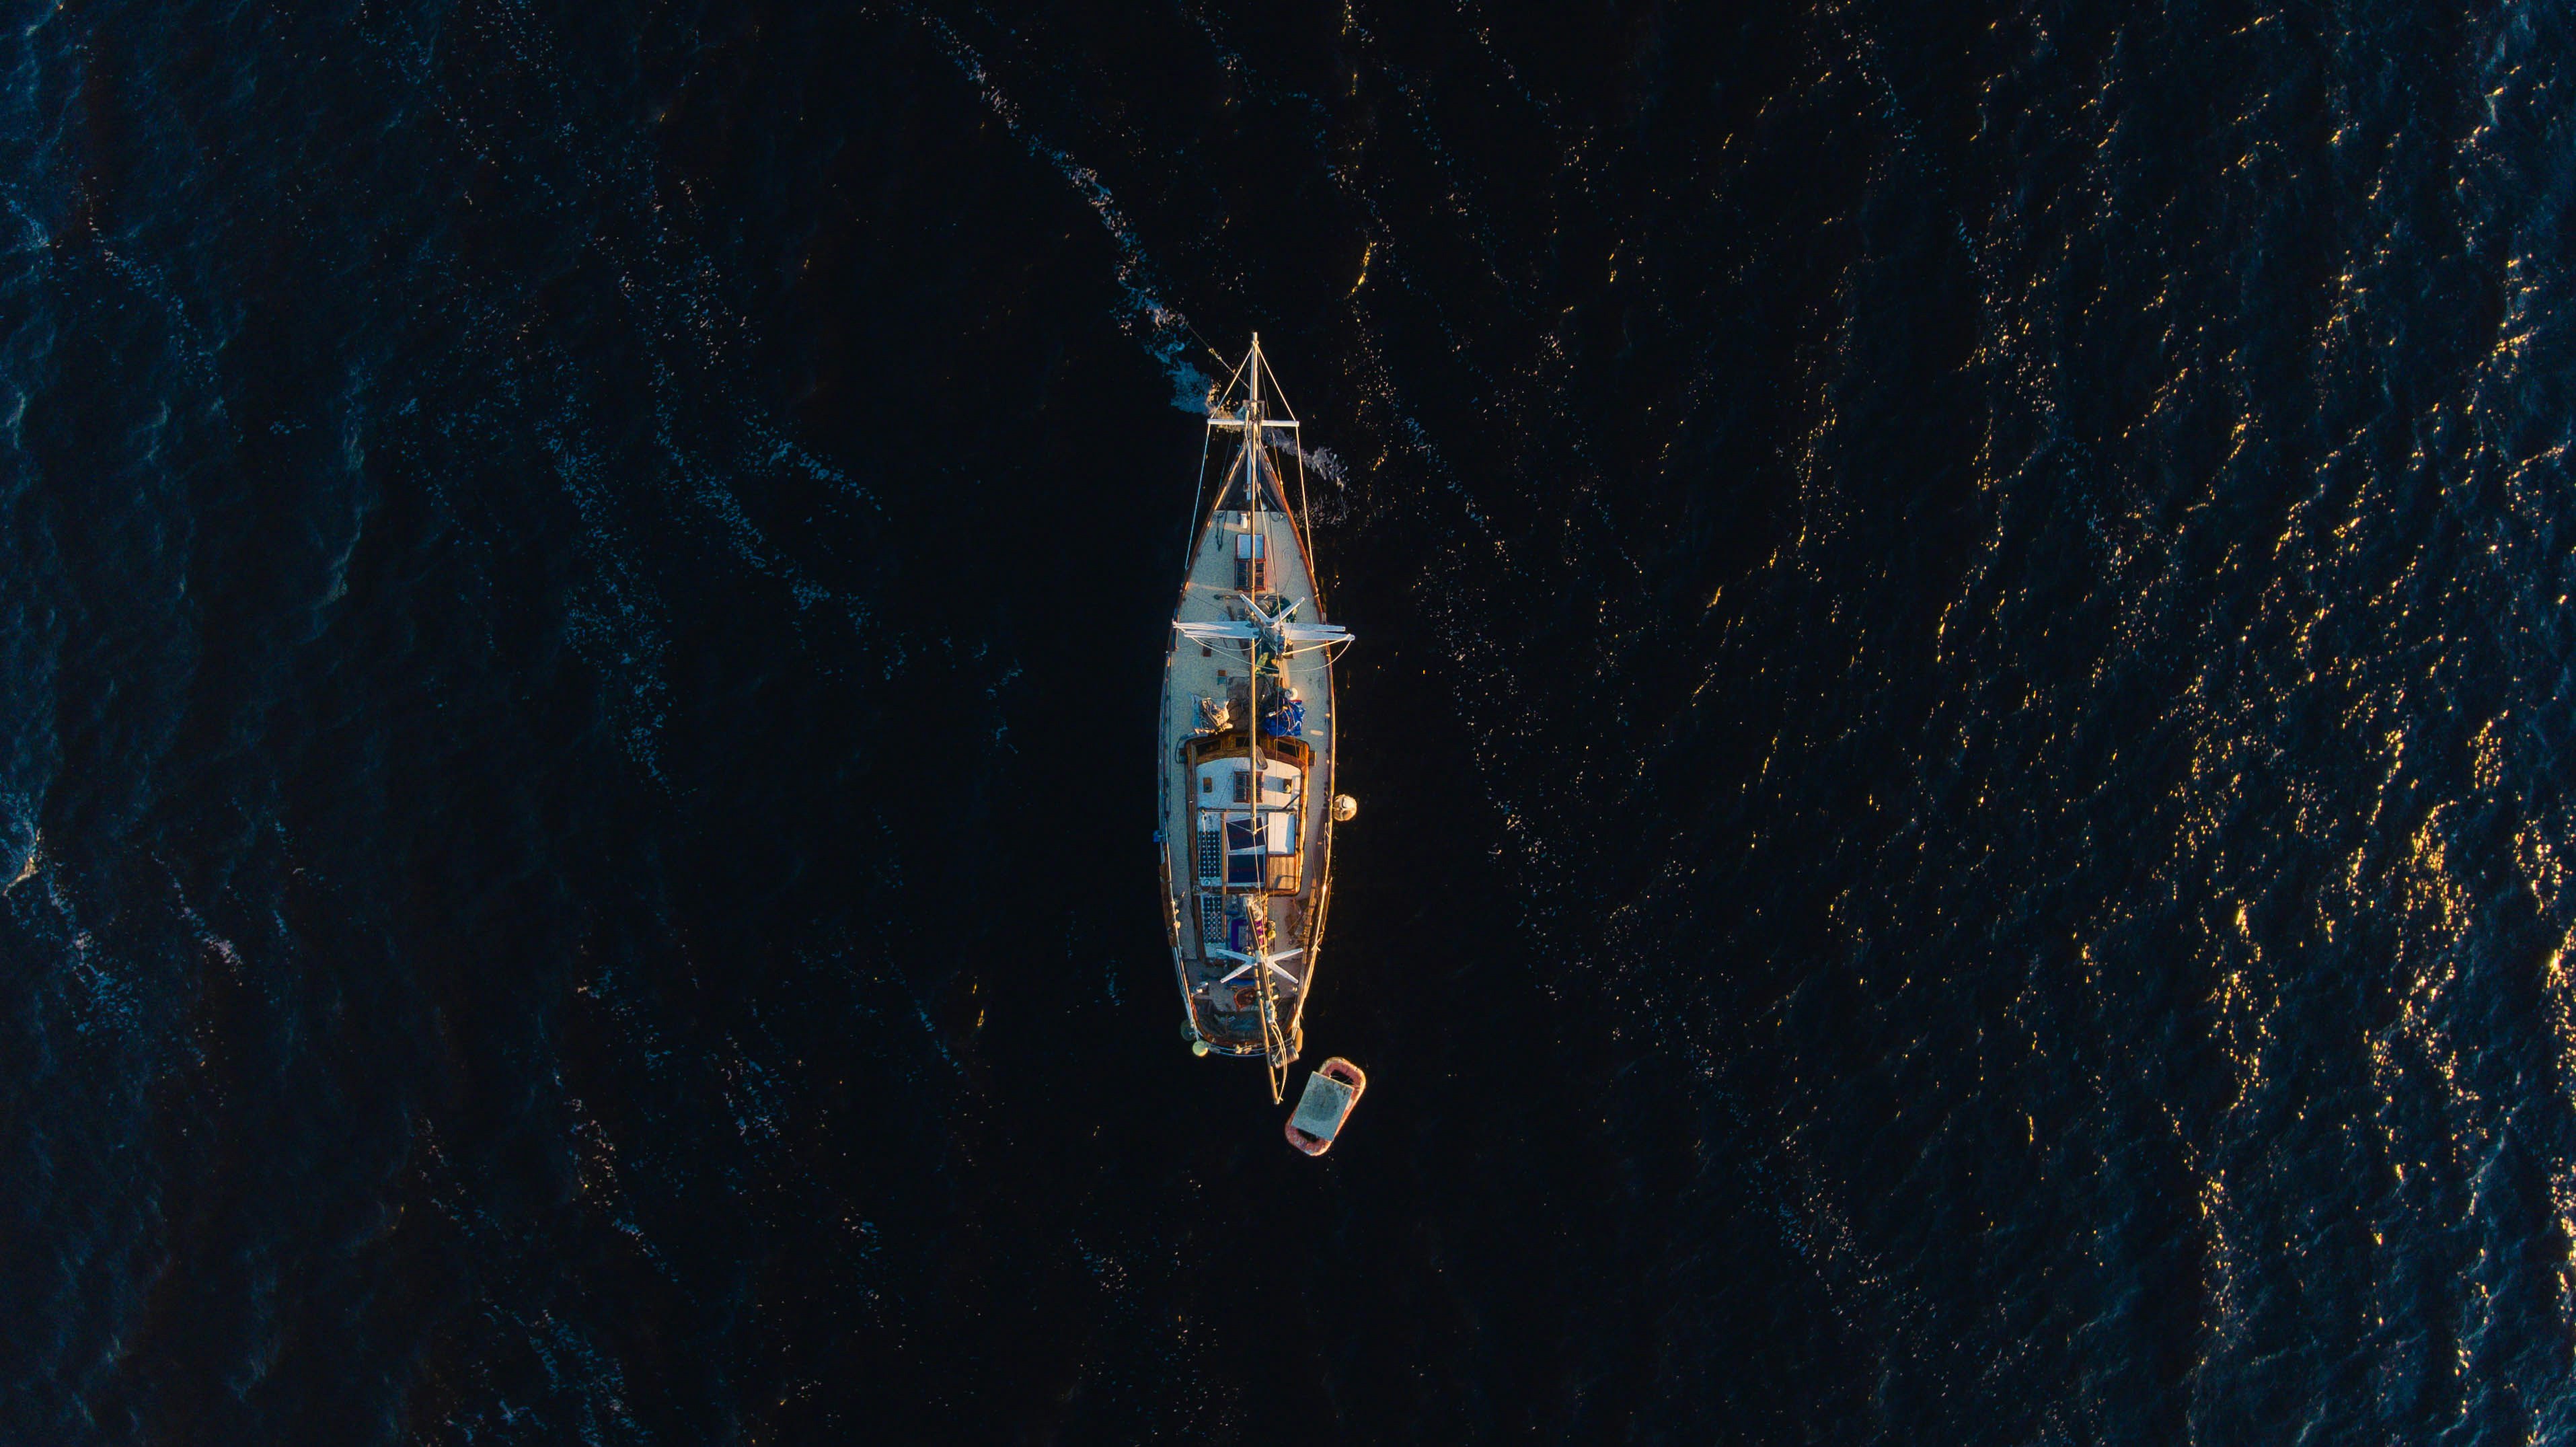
<box><xmin>1193</xmin><ymin>755</ymin><xmax>1304</xmax><ymax>891</ymax></box>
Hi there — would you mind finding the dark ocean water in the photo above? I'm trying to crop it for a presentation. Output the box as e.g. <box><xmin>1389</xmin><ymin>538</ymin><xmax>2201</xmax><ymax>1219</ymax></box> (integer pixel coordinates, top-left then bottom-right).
<box><xmin>7</xmin><ymin>0</ymin><xmax>2576</xmax><ymax>1441</ymax></box>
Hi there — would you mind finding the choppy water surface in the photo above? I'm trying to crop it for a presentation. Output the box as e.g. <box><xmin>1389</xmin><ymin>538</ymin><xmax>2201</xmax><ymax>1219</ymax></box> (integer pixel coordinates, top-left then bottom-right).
<box><xmin>6</xmin><ymin>1</ymin><xmax>2576</xmax><ymax>1441</ymax></box>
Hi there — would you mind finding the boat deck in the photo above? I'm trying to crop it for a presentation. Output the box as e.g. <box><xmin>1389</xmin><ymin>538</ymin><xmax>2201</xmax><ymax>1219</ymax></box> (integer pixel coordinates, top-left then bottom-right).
<box><xmin>1158</xmin><ymin>499</ymin><xmax>1336</xmax><ymax>1055</ymax></box>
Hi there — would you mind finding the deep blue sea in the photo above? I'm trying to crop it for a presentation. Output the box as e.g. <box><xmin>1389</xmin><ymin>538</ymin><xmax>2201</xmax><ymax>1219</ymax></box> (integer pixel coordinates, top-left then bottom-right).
<box><xmin>7</xmin><ymin>1</ymin><xmax>2576</xmax><ymax>1441</ymax></box>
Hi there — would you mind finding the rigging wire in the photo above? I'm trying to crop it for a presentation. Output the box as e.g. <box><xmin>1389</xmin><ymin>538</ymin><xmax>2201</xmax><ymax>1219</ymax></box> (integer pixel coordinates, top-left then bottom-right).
<box><xmin>1186</xmin><ymin>424</ymin><xmax>1212</xmax><ymax>551</ymax></box>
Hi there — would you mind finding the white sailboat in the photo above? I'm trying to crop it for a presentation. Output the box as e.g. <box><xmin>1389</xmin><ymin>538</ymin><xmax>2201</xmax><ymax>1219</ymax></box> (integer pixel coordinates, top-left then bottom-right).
<box><xmin>1156</xmin><ymin>336</ymin><xmax>1355</xmax><ymax>1101</ymax></box>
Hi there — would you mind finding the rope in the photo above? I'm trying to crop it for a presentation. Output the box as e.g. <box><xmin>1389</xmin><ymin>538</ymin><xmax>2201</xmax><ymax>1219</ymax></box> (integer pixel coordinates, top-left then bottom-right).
<box><xmin>1257</xmin><ymin>944</ymin><xmax>1290</xmax><ymax>1103</ymax></box>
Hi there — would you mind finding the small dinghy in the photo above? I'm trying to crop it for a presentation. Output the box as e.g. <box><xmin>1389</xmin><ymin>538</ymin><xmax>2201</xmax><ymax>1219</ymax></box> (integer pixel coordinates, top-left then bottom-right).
<box><xmin>1285</xmin><ymin>1058</ymin><xmax>1367</xmax><ymax>1156</ymax></box>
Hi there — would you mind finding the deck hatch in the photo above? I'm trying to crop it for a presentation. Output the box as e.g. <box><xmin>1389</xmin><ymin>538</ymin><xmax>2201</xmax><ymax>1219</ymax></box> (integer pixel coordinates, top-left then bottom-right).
<box><xmin>1235</xmin><ymin>529</ymin><xmax>1269</xmax><ymax>591</ymax></box>
<box><xmin>1224</xmin><ymin>819</ymin><xmax>1263</xmax><ymax>885</ymax></box>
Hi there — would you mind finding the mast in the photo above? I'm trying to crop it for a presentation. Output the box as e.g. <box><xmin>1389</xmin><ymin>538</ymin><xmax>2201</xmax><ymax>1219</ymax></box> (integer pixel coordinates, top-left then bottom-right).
<box><xmin>1244</xmin><ymin>335</ymin><xmax>1285</xmax><ymax>1099</ymax></box>
<box><xmin>1238</xmin><ymin>332</ymin><xmax>1264</xmax><ymax>907</ymax></box>
<box><xmin>1244</xmin><ymin>333</ymin><xmax>1260</xmax><ymax>889</ymax></box>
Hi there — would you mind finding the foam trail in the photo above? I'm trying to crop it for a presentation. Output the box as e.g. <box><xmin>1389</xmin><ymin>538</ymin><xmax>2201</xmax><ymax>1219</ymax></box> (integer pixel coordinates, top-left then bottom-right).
<box><xmin>907</xmin><ymin>9</ymin><xmax>1211</xmax><ymax>412</ymax></box>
